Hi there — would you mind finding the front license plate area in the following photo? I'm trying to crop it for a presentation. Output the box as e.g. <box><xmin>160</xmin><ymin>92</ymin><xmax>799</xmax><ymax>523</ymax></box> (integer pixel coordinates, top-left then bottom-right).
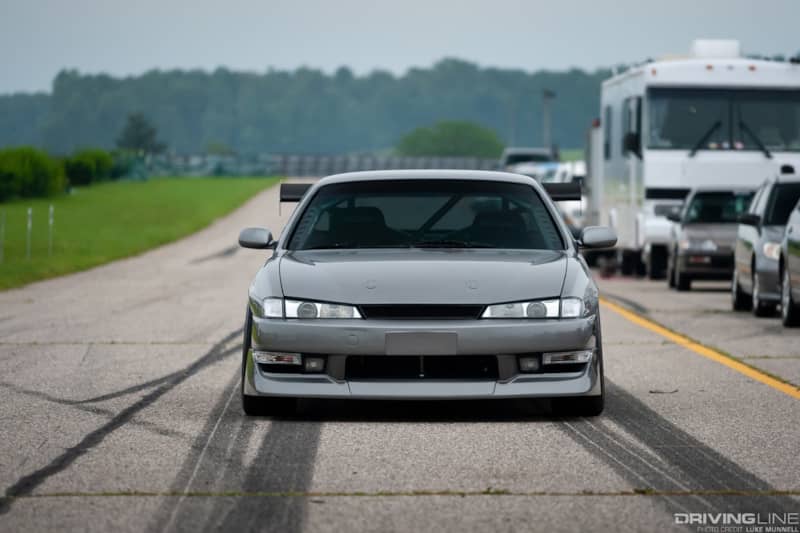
<box><xmin>384</xmin><ymin>332</ymin><xmax>457</xmax><ymax>355</ymax></box>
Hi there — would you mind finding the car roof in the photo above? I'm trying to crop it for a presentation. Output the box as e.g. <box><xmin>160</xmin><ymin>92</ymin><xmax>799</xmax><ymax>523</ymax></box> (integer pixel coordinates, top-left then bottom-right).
<box><xmin>315</xmin><ymin>169</ymin><xmax>540</xmax><ymax>186</ymax></box>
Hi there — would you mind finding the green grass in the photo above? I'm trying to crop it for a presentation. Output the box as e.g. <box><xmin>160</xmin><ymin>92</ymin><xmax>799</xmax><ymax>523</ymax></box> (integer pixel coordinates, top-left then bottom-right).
<box><xmin>0</xmin><ymin>177</ymin><xmax>278</xmax><ymax>290</ymax></box>
<box><xmin>559</xmin><ymin>149</ymin><xmax>584</xmax><ymax>162</ymax></box>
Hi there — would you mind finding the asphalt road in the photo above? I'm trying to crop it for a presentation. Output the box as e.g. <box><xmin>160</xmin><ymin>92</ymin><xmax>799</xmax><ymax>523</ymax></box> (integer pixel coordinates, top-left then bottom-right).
<box><xmin>0</xmin><ymin>183</ymin><xmax>798</xmax><ymax>532</ymax></box>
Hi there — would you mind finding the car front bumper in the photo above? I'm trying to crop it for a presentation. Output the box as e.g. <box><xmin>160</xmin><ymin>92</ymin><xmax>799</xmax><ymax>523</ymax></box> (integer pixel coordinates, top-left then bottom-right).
<box><xmin>678</xmin><ymin>252</ymin><xmax>734</xmax><ymax>279</ymax></box>
<box><xmin>755</xmin><ymin>264</ymin><xmax>781</xmax><ymax>303</ymax></box>
<box><xmin>243</xmin><ymin>316</ymin><xmax>601</xmax><ymax>399</ymax></box>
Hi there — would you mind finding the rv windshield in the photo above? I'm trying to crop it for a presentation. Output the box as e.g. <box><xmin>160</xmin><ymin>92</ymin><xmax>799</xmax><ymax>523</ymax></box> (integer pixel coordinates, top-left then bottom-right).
<box><xmin>648</xmin><ymin>88</ymin><xmax>800</xmax><ymax>152</ymax></box>
<box><xmin>684</xmin><ymin>191</ymin><xmax>754</xmax><ymax>224</ymax></box>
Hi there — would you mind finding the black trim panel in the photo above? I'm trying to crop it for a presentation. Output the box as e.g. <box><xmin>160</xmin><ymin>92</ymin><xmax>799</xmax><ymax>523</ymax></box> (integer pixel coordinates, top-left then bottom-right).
<box><xmin>645</xmin><ymin>187</ymin><xmax>690</xmax><ymax>200</ymax></box>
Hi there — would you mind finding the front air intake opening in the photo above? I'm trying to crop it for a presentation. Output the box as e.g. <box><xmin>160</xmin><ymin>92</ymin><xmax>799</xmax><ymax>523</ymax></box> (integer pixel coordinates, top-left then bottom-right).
<box><xmin>345</xmin><ymin>355</ymin><xmax>498</xmax><ymax>380</ymax></box>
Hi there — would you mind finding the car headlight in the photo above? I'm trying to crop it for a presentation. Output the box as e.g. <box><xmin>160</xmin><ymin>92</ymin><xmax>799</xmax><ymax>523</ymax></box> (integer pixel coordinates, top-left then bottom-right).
<box><xmin>763</xmin><ymin>242</ymin><xmax>781</xmax><ymax>261</ymax></box>
<box><xmin>285</xmin><ymin>299</ymin><xmax>362</xmax><ymax>319</ymax></box>
<box><xmin>250</xmin><ymin>296</ymin><xmax>284</xmax><ymax>318</ymax></box>
<box><xmin>481</xmin><ymin>297</ymin><xmax>584</xmax><ymax>319</ymax></box>
<box><xmin>250</xmin><ymin>297</ymin><xmax>362</xmax><ymax>319</ymax></box>
<box><xmin>679</xmin><ymin>238</ymin><xmax>717</xmax><ymax>252</ymax></box>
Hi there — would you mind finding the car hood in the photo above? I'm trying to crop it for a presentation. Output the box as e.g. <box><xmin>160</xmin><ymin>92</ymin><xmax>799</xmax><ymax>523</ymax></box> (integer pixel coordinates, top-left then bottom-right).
<box><xmin>279</xmin><ymin>249</ymin><xmax>568</xmax><ymax>304</ymax></box>
<box><xmin>683</xmin><ymin>224</ymin><xmax>738</xmax><ymax>249</ymax></box>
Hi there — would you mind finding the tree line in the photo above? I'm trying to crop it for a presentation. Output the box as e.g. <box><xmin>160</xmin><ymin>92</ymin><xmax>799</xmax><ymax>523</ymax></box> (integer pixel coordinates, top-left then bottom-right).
<box><xmin>0</xmin><ymin>59</ymin><xmax>611</xmax><ymax>155</ymax></box>
<box><xmin>0</xmin><ymin>113</ymin><xmax>174</xmax><ymax>202</ymax></box>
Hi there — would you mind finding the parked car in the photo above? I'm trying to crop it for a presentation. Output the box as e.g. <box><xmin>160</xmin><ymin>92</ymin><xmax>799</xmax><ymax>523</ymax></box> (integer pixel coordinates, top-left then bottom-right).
<box><xmin>509</xmin><ymin>162</ymin><xmax>588</xmax><ymax>237</ymax></box>
<box><xmin>499</xmin><ymin>147</ymin><xmax>555</xmax><ymax>170</ymax></box>
<box><xmin>666</xmin><ymin>188</ymin><xmax>755</xmax><ymax>291</ymax></box>
<box><xmin>237</xmin><ymin>170</ymin><xmax>616</xmax><ymax>417</ymax></box>
<box><xmin>732</xmin><ymin>167</ymin><xmax>800</xmax><ymax>315</ymax></box>
<box><xmin>779</xmin><ymin>197</ymin><xmax>800</xmax><ymax>326</ymax></box>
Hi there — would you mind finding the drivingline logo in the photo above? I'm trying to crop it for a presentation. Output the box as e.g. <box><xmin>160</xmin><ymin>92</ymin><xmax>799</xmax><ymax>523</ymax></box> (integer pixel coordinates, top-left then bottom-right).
<box><xmin>674</xmin><ymin>513</ymin><xmax>799</xmax><ymax>532</ymax></box>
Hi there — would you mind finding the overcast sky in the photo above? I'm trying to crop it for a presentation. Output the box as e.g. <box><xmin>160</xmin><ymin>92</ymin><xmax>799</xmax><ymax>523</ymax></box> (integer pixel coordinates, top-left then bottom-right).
<box><xmin>1</xmin><ymin>0</ymin><xmax>798</xmax><ymax>94</ymax></box>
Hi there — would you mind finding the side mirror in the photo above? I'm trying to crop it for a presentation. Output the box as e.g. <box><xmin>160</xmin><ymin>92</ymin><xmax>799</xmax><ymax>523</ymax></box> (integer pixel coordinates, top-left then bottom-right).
<box><xmin>238</xmin><ymin>227</ymin><xmax>275</xmax><ymax>249</ymax></box>
<box><xmin>623</xmin><ymin>132</ymin><xmax>641</xmax><ymax>158</ymax></box>
<box><xmin>665</xmin><ymin>212</ymin><xmax>682</xmax><ymax>223</ymax></box>
<box><xmin>579</xmin><ymin>226</ymin><xmax>617</xmax><ymax>249</ymax></box>
<box><xmin>738</xmin><ymin>213</ymin><xmax>761</xmax><ymax>227</ymax></box>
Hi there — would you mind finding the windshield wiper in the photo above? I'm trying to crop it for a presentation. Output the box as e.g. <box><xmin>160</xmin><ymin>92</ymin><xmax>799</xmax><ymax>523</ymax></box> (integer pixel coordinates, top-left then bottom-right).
<box><xmin>304</xmin><ymin>242</ymin><xmax>411</xmax><ymax>250</ymax></box>
<box><xmin>739</xmin><ymin>120</ymin><xmax>773</xmax><ymax>159</ymax></box>
<box><xmin>303</xmin><ymin>242</ymin><xmax>357</xmax><ymax>250</ymax></box>
<box><xmin>689</xmin><ymin>120</ymin><xmax>721</xmax><ymax>157</ymax></box>
<box><xmin>412</xmin><ymin>239</ymin><xmax>494</xmax><ymax>249</ymax></box>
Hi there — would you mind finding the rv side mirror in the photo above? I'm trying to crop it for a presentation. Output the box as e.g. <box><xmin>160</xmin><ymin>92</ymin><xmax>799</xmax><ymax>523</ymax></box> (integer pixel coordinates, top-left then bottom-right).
<box><xmin>665</xmin><ymin>212</ymin><xmax>682</xmax><ymax>223</ymax></box>
<box><xmin>238</xmin><ymin>227</ymin><xmax>275</xmax><ymax>249</ymax></box>
<box><xmin>579</xmin><ymin>226</ymin><xmax>617</xmax><ymax>249</ymax></box>
<box><xmin>738</xmin><ymin>213</ymin><xmax>761</xmax><ymax>227</ymax></box>
<box><xmin>623</xmin><ymin>132</ymin><xmax>641</xmax><ymax>157</ymax></box>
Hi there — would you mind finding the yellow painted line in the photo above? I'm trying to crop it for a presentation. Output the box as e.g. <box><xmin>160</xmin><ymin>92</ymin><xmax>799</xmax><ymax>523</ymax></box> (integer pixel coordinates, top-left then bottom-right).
<box><xmin>600</xmin><ymin>297</ymin><xmax>800</xmax><ymax>400</ymax></box>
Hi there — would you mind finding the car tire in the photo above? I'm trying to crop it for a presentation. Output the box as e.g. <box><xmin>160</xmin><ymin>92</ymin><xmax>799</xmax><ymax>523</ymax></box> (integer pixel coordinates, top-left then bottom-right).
<box><xmin>552</xmin><ymin>314</ymin><xmax>604</xmax><ymax>417</ymax></box>
<box><xmin>635</xmin><ymin>256</ymin><xmax>647</xmax><ymax>278</ymax></box>
<box><xmin>619</xmin><ymin>250</ymin><xmax>634</xmax><ymax>276</ymax></box>
<box><xmin>647</xmin><ymin>247</ymin><xmax>666</xmax><ymax>280</ymax></box>
<box><xmin>240</xmin><ymin>306</ymin><xmax>297</xmax><ymax>417</ymax></box>
<box><xmin>781</xmin><ymin>267</ymin><xmax>800</xmax><ymax>327</ymax></box>
<box><xmin>752</xmin><ymin>273</ymin><xmax>776</xmax><ymax>317</ymax></box>
<box><xmin>553</xmin><ymin>394</ymin><xmax>604</xmax><ymax>417</ymax></box>
<box><xmin>667</xmin><ymin>251</ymin><xmax>676</xmax><ymax>288</ymax></box>
<box><xmin>242</xmin><ymin>394</ymin><xmax>297</xmax><ymax>418</ymax></box>
<box><xmin>731</xmin><ymin>269</ymin><xmax>751</xmax><ymax>311</ymax></box>
<box><xmin>675</xmin><ymin>263</ymin><xmax>691</xmax><ymax>291</ymax></box>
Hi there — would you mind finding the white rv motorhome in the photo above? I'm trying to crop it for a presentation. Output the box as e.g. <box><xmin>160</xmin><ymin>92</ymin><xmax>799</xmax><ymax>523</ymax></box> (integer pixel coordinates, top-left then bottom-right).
<box><xmin>594</xmin><ymin>40</ymin><xmax>800</xmax><ymax>277</ymax></box>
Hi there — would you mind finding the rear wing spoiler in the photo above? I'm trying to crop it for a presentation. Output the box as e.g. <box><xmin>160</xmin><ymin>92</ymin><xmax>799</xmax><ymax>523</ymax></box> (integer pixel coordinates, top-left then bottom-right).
<box><xmin>280</xmin><ymin>183</ymin><xmax>312</xmax><ymax>202</ymax></box>
<box><xmin>541</xmin><ymin>182</ymin><xmax>581</xmax><ymax>202</ymax></box>
<box><xmin>279</xmin><ymin>181</ymin><xmax>581</xmax><ymax>202</ymax></box>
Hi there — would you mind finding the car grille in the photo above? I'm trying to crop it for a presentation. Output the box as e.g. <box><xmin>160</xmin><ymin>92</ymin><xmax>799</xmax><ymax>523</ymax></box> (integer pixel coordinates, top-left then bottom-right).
<box><xmin>358</xmin><ymin>304</ymin><xmax>484</xmax><ymax>320</ymax></box>
<box><xmin>345</xmin><ymin>355</ymin><xmax>498</xmax><ymax>380</ymax></box>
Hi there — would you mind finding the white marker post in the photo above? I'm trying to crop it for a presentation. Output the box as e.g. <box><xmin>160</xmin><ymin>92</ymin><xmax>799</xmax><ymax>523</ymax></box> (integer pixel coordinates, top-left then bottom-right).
<box><xmin>26</xmin><ymin>207</ymin><xmax>32</xmax><ymax>260</ymax></box>
<box><xmin>0</xmin><ymin>210</ymin><xmax>5</xmax><ymax>265</ymax></box>
<box><xmin>48</xmin><ymin>205</ymin><xmax>54</xmax><ymax>257</ymax></box>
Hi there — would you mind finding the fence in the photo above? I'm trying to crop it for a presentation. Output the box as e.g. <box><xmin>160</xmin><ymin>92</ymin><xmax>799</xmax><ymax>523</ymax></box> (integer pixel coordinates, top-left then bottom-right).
<box><xmin>148</xmin><ymin>153</ymin><xmax>500</xmax><ymax>177</ymax></box>
<box><xmin>0</xmin><ymin>206</ymin><xmax>54</xmax><ymax>265</ymax></box>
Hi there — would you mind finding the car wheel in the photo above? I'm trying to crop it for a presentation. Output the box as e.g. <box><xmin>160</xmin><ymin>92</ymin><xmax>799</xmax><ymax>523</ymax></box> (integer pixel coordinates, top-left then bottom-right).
<box><xmin>635</xmin><ymin>256</ymin><xmax>647</xmax><ymax>278</ymax></box>
<box><xmin>242</xmin><ymin>394</ymin><xmax>297</xmax><ymax>417</ymax></box>
<box><xmin>675</xmin><ymin>262</ymin><xmax>691</xmax><ymax>291</ymax></box>
<box><xmin>619</xmin><ymin>250</ymin><xmax>634</xmax><ymax>276</ymax></box>
<box><xmin>647</xmin><ymin>247</ymin><xmax>666</xmax><ymax>280</ymax></box>
<box><xmin>752</xmin><ymin>273</ymin><xmax>776</xmax><ymax>317</ymax></box>
<box><xmin>552</xmin><ymin>315</ymin><xmax>604</xmax><ymax>417</ymax></box>
<box><xmin>240</xmin><ymin>307</ymin><xmax>297</xmax><ymax>417</ymax></box>
<box><xmin>781</xmin><ymin>268</ymin><xmax>800</xmax><ymax>327</ymax></box>
<box><xmin>667</xmin><ymin>251</ymin><xmax>676</xmax><ymax>288</ymax></box>
<box><xmin>553</xmin><ymin>394</ymin><xmax>604</xmax><ymax>417</ymax></box>
<box><xmin>731</xmin><ymin>269</ymin><xmax>751</xmax><ymax>311</ymax></box>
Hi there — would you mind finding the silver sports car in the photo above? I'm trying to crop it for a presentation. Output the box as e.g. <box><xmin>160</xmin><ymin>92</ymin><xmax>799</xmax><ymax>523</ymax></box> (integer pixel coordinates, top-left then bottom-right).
<box><xmin>238</xmin><ymin>171</ymin><xmax>617</xmax><ymax>417</ymax></box>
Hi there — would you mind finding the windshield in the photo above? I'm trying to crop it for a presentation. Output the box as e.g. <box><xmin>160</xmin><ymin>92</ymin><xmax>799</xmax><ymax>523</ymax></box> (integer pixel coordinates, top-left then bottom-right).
<box><xmin>504</xmin><ymin>153</ymin><xmax>553</xmax><ymax>165</ymax></box>
<box><xmin>684</xmin><ymin>191</ymin><xmax>754</xmax><ymax>223</ymax></box>
<box><xmin>648</xmin><ymin>88</ymin><xmax>800</xmax><ymax>152</ymax></box>
<box><xmin>540</xmin><ymin>168</ymin><xmax>560</xmax><ymax>183</ymax></box>
<box><xmin>764</xmin><ymin>182</ymin><xmax>800</xmax><ymax>225</ymax></box>
<box><xmin>288</xmin><ymin>180</ymin><xmax>565</xmax><ymax>250</ymax></box>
